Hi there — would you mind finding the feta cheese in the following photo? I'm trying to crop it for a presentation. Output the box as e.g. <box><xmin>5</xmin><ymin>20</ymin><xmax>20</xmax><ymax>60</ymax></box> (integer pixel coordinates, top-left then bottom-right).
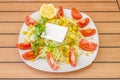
<box><xmin>41</xmin><ymin>23</ymin><xmax>68</xmax><ymax>43</ymax></box>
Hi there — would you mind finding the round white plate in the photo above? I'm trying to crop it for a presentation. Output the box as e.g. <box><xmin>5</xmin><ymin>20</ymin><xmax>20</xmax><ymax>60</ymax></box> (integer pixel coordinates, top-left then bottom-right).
<box><xmin>18</xmin><ymin>9</ymin><xmax>99</xmax><ymax>72</ymax></box>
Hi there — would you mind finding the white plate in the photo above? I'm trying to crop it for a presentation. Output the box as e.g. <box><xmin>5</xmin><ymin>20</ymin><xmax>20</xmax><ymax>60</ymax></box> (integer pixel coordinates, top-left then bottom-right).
<box><xmin>18</xmin><ymin>9</ymin><xmax>99</xmax><ymax>72</ymax></box>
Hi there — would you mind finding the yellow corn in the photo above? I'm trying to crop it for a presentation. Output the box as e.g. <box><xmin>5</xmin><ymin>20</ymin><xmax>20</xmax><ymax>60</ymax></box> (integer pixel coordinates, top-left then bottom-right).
<box><xmin>72</xmin><ymin>31</ymin><xmax>76</xmax><ymax>34</ymax></box>
<box><xmin>90</xmin><ymin>51</ymin><xmax>93</xmax><ymax>54</ymax></box>
<box><xmin>28</xmin><ymin>26</ymin><xmax>32</xmax><ymax>30</ymax></box>
<box><xmin>29</xmin><ymin>24</ymin><xmax>33</xmax><ymax>28</ymax></box>
<box><xmin>30</xmin><ymin>59</ymin><xmax>35</xmax><ymax>62</ymax></box>
<box><xmin>23</xmin><ymin>38</ymin><xmax>27</xmax><ymax>43</ymax></box>
<box><xmin>27</xmin><ymin>30</ymin><xmax>34</xmax><ymax>38</ymax></box>
<box><xmin>58</xmin><ymin>65</ymin><xmax>61</xmax><ymax>69</ymax></box>
<box><xmin>73</xmin><ymin>26</ymin><xmax>78</xmax><ymax>31</ymax></box>
<box><xmin>22</xmin><ymin>31</ymin><xmax>27</xmax><ymax>35</ymax></box>
<box><xmin>62</xmin><ymin>23</ymin><xmax>66</xmax><ymax>26</ymax></box>
<box><xmin>69</xmin><ymin>27</ymin><xmax>72</xmax><ymax>32</ymax></box>
<box><xmin>70</xmin><ymin>35</ymin><xmax>74</xmax><ymax>39</ymax></box>
<box><xmin>66</xmin><ymin>57</ymin><xmax>69</xmax><ymax>64</ymax></box>
<box><xmin>86</xmin><ymin>52</ymin><xmax>89</xmax><ymax>56</ymax></box>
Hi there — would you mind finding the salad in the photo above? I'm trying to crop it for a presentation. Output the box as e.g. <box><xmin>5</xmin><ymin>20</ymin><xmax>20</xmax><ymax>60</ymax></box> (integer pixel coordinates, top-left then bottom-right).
<box><xmin>16</xmin><ymin>4</ymin><xmax>97</xmax><ymax>70</ymax></box>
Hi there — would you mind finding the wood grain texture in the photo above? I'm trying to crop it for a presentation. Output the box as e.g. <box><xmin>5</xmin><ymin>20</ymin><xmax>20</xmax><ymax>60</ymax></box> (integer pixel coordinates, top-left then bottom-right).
<box><xmin>0</xmin><ymin>12</ymin><xmax>120</xmax><ymax>22</ymax></box>
<box><xmin>0</xmin><ymin>0</ymin><xmax>119</xmax><ymax>79</ymax></box>
<box><xmin>0</xmin><ymin>35</ymin><xmax>120</xmax><ymax>47</ymax></box>
<box><xmin>118</xmin><ymin>0</ymin><xmax>120</xmax><ymax>8</ymax></box>
<box><xmin>0</xmin><ymin>78</ymin><xmax>120</xmax><ymax>80</ymax></box>
<box><xmin>0</xmin><ymin>3</ymin><xmax>118</xmax><ymax>11</ymax></box>
<box><xmin>0</xmin><ymin>63</ymin><xmax>120</xmax><ymax>78</ymax></box>
<box><xmin>1</xmin><ymin>23</ymin><xmax>120</xmax><ymax>34</ymax></box>
<box><xmin>0</xmin><ymin>48</ymin><xmax>120</xmax><ymax>62</ymax></box>
<box><xmin>0</xmin><ymin>23</ymin><xmax>21</xmax><ymax>33</ymax></box>
<box><xmin>0</xmin><ymin>0</ymin><xmax>116</xmax><ymax>2</ymax></box>
<box><xmin>96</xmin><ymin>23</ymin><xmax>120</xmax><ymax>33</ymax></box>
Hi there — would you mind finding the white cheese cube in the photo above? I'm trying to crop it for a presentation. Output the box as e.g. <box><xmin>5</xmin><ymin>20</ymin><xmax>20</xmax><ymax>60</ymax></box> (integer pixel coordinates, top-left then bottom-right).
<box><xmin>41</xmin><ymin>23</ymin><xmax>68</xmax><ymax>43</ymax></box>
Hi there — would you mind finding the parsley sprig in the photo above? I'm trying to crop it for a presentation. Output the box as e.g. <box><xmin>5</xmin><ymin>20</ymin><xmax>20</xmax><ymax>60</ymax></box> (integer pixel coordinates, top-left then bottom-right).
<box><xmin>31</xmin><ymin>17</ymin><xmax>48</xmax><ymax>55</ymax></box>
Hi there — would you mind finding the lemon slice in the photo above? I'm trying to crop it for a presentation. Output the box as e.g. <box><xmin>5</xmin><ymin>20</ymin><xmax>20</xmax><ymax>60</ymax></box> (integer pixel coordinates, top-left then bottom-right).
<box><xmin>40</xmin><ymin>4</ymin><xmax>57</xmax><ymax>19</ymax></box>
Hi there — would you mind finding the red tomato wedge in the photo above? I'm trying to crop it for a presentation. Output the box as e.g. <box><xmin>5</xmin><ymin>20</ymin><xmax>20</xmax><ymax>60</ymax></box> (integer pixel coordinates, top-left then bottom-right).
<box><xmin>79</xmin><ymin>39</ymin><xmax>97</xmax><ymax>51</ymax></box>
<box><xmin>80</xmin><ymin>28</ymin><xmax>96</xmax><ymax>37</ymax></box>
<box><xmin>71</xmin><ymin>7</ymin><xmax>82</xmax><ymax>20</ymax></box>
<box><xmin>77</xmin><ymin>18</ymin><xmax>90</xmax><ymax>28</ymax></box>
<box><xmin>57</xmin><ymin>6</ymin><xmax>64</xmax><ymax>18</ymax></box>
<box><xmin>16</xmin><ymin>43</ymin><xmax>31</xmax><ymax>50</ymax></box>
<box><xmin>69</xmin><ymin>48</ymin><xmax>76</xmax><ymax>67</ymax></box>
<box><xmin>25</xmin><ymin>16</ymin><xmax>37</xmax><ymax>26</ymax></box>
<box><xmin>47</xmin><ymin>52</ymin><xmax>58</xmax><ymax>70</ymax></box>
<box><xmin>22</xmin><ymin>50</ymin><xmax>36</xmax><ymax>60</ymax></box>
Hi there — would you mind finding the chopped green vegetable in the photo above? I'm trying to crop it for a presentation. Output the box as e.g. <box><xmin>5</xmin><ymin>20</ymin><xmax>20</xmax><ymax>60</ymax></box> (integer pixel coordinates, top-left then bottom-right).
<box><xmin>31</xmin><ymin>17</ymin><xmax>48</xmax><ymax>55</ymax></box>
<box><xmin>25</xmin><ymin>16</ymin><xmax>82</xmax><ymax>64</ymax></box>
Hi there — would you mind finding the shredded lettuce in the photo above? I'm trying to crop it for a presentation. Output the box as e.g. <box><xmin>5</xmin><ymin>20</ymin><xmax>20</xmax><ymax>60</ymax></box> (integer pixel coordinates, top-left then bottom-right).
<box><xmin>26</xmin><ymin>16</ymin><xmax>82</xmax><ymax>64</ymax></box>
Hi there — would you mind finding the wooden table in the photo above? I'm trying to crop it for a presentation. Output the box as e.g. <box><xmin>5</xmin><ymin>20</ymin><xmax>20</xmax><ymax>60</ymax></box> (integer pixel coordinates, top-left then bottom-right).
<box><xmin>0</xmin><ymin>0</ymin><xmax>120</xmax><ymax>79</ymax></box>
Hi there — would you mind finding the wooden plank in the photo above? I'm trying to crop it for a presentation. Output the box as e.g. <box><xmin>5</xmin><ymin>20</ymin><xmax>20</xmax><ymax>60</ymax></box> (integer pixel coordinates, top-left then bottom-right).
<box><xmin>0</xmin><ymin>48</ymin><xmax>120</xmax><ymax>62</ymax></box>
<box><xmin>99</xmin><ymin>35</ymin><xmax>120</xmax><ymax>46</ymax></box>
<box><xmin>86</xmin><ymin>12</ymin><xmax>120</xmax><ymax>22</ymax></box>
<box><xmin>96</xmin><ymin>48</ymin><xmax>120</xmax><ymax>62</ymax></box>
<box><xmin>118</xmin><ymin>0</ymin><xmax>120</xmax><ymax>8</ymax></box>
<box><xmin>0</xmin><ymin>35</ymin><xmax>18</xmax><ymax>47</ymax></box>
<box><xmin>0</xmin><ymin>48</ymin><xmax>21</xmax><ymax>62</ymax></box>
<box><xmin>0</xmin><ymin>0</ymin><xmax>116</xmax><ymax>2</ymax></box>
<box><xmin>0</xmin><ymin>78</ymin><xmax>120</xmax><ymax>80</ymax></box>
<box><xmin>1</xmin><ymin>23</ymin><xmax>120</xmax><ymax>34</ymax></box>
<box><xmin>95</xmin><ymin>23</ymin><xmax>120</xmax><ymax>33</ymax></box>
<box><xmin>0</xmin><ymin>23</ymin><xmax>21</xmax><ymax>33</ymax></box>
<box><xmin>0</xmin><ymin>12</ymin><xmax>120</xmax><ymax>22</ymax></box>
<box><xmin>0</xmin><ymin>3</ymin><xmax>118</xmax><ymax>11</ymax></box>
<box><xmin>0</xmin><ymin>35</ymin><xmax>120</xmax><ymax>47</ymax></box>
<box><xmin>0</xmin><ymin>63</ymin><xmax>119</xmax><ymax>78</ymax></box>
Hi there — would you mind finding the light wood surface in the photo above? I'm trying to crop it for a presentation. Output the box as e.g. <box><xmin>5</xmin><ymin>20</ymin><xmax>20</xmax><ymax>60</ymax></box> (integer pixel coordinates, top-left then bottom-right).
<box><xmin>0</xmin><ymin>12</ymin><xmax>120</xmax><ymax>22</ymax></box>
<box><xmin>0</xmin><ymin>48</ymin><xmax>120</xmax><ymax>62</ymax></box>
<box><xmin>0</xmin><ymin>35</ymin><xmax>120</xmax><ymax>47</ymax></box>
<box><xmin>0</xmin><ymin>0</ymin><xmax>120</xmax><ymax>79</ymax></box>
<box><xmin>1</xmin><ymin>23</ymin><xmax>120</xmax><ymax>33</ymax></box>
<box><xmin>0</xmin><ymin>63</ymin><xmax>120</xmax><ymax>78</ymax></box>
<box><xmin>118</xmin><ymin>0</ymin><xmax>120</xmax><ymax>12</ymax></box>
<box><xmin>0</xmin><ymin>0</ymin><xmax>116</xmax><ymax>2</ymax></box>
<box><xmin>0</xmin><ymin>3</ymin><xmax>118</xmax><ymax>11</ymax></box>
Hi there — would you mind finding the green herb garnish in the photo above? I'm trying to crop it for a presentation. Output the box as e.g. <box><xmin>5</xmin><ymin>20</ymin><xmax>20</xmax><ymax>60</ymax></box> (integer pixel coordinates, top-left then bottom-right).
<box><xmin>32</xmin><ymin>17</ymin><xmax>48</xmax><ymax>55</ymax></box>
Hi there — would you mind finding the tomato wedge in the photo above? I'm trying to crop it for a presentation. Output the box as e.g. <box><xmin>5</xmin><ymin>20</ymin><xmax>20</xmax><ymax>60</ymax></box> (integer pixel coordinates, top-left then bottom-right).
<box><xmin>80</xmin><ymin>28</ymin><xmax>96</xmax><ymax>37</ymax></box>
<box><xmin>69</xmin><ymin>48</ymin><xmax>76</xmax><ymax>67</ymax></box>
<box><xmin>79</xmin><ymin>39</ymin><xmax>97</xmax><ymax>51</ymax></box>
<box><xmin>47</xmin><ymin>52</ymin><xmax>58</xmax><ymax>70</ymax></box>
<box><xmin>57</xmin><ymin>6</ymin><xmax>64</xmax><ymax>18</ymax></box>
<box><xmin>71</xmin><ymin>7</ymin><xmax>82</xmax><ymax>20</ymax></box>
<box><xmin>77</xmin><ymin>18</ymin><xmax>90</xmax><ymax>28</ymax></box>
<box><xmin>22</xmin><ymin>50</ymin><xmax>36</xmax><ymax>60</ymax></box>
<box><xmin>25</xmin><ymin>16</ymin><xmax>37</xmax><ymax>26</ymax></box>
<box><xmin>16</xmin><ymin>43</ymin><xmax>31</xmax><ymax>50</ymax></box>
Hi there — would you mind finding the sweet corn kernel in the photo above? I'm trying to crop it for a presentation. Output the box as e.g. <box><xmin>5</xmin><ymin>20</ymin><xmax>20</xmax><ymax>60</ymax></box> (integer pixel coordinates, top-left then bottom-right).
<box><xmin>27</xmin><ymin>33</ymin><xmax>31</xmax><ymax>38</ymax></box>
<box><xmin>62</xmin><ymin>23</ymin><xmax>66</xmax><ymax>26</ymax></box>
<box><xmin>30</xmin><ymin>59</ymin><xmax>35</xmax><ymax>62</ymax></box>
<box><xmin>58</xmin><ymin>65</ymin><xmax>60</xmax><ymax>69</ymax></box>
<box><xmin>29</xmin><ymin>24</ymin><xmax>33</xmax><ymax>28</ymax></box>
<box><xmin>90</xmin><ymin>51</ymin><xmax>93</xmax><ymax>54</ymax></box>
<box><xmin>66</xmin><ymin>57</ymin><xmax>69</xmax><ymax>64</ymax></box>
<box><xmin>22</xmin><ymin>31</ymin><xmax>27</xmax><ymax>35</ymax></box>
<box><xmin>69</xmin><ymin>27</ymin><xmax>72</xmax><ymax>32</ymax></box>
<box><xmin>23</xmin><ymin>38</ymin><xmax>27</xmax><ymax>43</ymax></box>
<box><xmin>28</xmin><ymin>26</ymin><xmax>32</xmax><ymax>30</ymax></box>
<box><xmin>72</xmin><ymin>31</ymin><xmax>76</xmax><ymax>34</ymax></box>
<box><xmin>73</xmin><ymin>26</ymin><xmax>78</xmax><ymax>31</ymax></box>
<box><xmin>86</xmin><ymin>52</ymin><xmax>89</xmax><ymax>56</ymax></box>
